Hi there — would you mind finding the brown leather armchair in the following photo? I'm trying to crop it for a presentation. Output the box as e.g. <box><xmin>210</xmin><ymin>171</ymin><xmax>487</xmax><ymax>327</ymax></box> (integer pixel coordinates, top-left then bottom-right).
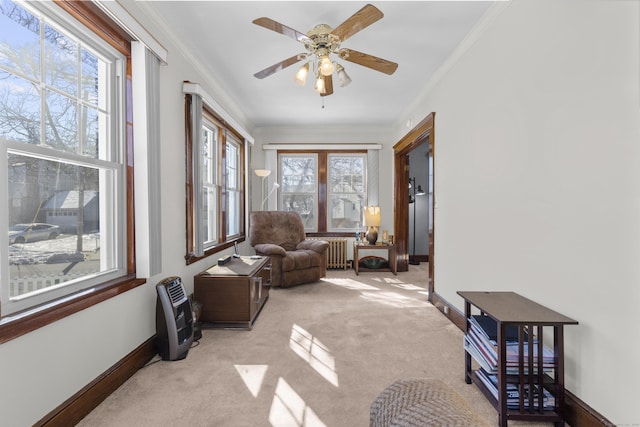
<box><xmin>249</xmin><ymin>211</ymin><xmax>329</xmax><ymax>288</ymax></box>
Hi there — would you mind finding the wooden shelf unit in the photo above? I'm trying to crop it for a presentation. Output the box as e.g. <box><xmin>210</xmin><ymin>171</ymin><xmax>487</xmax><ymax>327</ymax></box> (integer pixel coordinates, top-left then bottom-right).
<box><xmin>194</xmin><ymin>256</ymin><xmax>271</xmax><ymax>330</ymax></box>
<box><xmin>458</xmin><ymin>291</ymin><xmax>578</xmax><ymax>427</ymax></box>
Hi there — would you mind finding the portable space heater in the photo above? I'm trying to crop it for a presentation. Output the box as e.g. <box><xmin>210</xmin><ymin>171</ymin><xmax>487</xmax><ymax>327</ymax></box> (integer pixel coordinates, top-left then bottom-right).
<box><xmin>156</xmin><ymin>276</ymin><xmax>194</xmax><ymax>361</ymax></box>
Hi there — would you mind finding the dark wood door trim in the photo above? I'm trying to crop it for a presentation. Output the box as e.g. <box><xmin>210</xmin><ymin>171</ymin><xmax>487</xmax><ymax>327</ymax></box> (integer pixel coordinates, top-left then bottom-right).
<box><xmin>393</xmin><ymin>113</ymin><xmax>435</xmax><ymax>297</ymax></box>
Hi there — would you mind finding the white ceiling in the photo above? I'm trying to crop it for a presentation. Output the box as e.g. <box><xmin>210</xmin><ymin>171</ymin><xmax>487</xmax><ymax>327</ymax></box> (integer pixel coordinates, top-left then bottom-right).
<box><xmin>135</xmin><ymin>1</ymin><xmax>495</xmax><ymax>129</ymax></box>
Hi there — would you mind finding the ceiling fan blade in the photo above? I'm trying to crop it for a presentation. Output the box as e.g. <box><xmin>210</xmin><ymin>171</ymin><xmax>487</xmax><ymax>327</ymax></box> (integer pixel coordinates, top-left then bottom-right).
<box><xmin>339</xmin><ymin>49</ymin><xmax>398</xmax><ymax>75</ymax></box>
<box><xmin>253</xmin><ymin>17</ymin><xmax>309</xmax><ymax>43</ymax></box>
<box><xmin>254</xmin><ymin>54</ymin><xmax>305</xmax><ymax>79</ymax></box>
<box><xmin>331</xmin><ymin>4</ymin><xmax>383</xmax><ymax>42</ymax></box>
<box><xmin>321</xmin><ymin>74</ymin><xmax>333</xmax><ymax>97</ymax></box>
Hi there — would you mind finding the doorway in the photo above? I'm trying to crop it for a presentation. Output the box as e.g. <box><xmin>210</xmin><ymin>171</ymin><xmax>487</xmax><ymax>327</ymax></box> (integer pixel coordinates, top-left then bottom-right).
<box><xmin>408</xmin><ymin>143</ymin><xmax>431</xmax><ymax>265</ymax></box>
<box><xmin>393</xmin><ymin>113</ymin><xmax>435</xmax><ymax>299</ymax></box>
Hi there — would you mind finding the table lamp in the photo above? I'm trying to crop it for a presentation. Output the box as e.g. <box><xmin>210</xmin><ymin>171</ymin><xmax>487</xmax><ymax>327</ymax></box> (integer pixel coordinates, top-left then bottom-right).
<box><xmin>363</xmin><ymin>206</ymin><xmax>381</xmax><ymax>245</ymax></box>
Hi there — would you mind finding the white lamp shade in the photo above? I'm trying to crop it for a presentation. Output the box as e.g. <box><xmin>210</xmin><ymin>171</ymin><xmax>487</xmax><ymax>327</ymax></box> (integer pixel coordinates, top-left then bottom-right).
<box><xmin>363</xmin><ymin>206</ymin><xmax>381</xmax><ymax>227</ymax></box>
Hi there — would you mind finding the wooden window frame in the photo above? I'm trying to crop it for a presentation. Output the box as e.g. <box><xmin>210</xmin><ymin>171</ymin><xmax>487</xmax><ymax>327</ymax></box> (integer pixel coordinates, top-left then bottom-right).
<box><xmin>184</xmin><ymin>102</ymin><xmax>246</xmax><ymax>265</ymax></box>
<box><xmin>278</xmin><ymin>149</ymin><xmax>366</xmax><ymax>237</ymax></box>
<box><xmin>0</xmin><ymin>0</ymin><xmax>143</xmax><ymax>344</ymax></box>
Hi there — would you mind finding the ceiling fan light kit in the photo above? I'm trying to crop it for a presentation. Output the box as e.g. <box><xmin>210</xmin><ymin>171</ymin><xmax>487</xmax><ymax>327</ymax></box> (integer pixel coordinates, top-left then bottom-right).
<box><xmin>253</xmin><ymin>4</ymin><xmax>398</xmax><ymax>97</ymax></box>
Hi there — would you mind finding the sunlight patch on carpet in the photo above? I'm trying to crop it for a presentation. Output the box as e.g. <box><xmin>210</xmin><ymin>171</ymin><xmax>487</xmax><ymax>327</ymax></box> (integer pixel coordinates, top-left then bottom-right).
<box><xmin>371</xmin><ymin>277</ymin><xmax>403</xmax><ymax>284</ymax></box>
<box><xmin>388</xmin><ymin>283</ymin><xmax>425</xmax><ymax>291</ymax></box>
<box><xmin>360</xmin><ymin>291</ymin><xmax>432</xmax><ymax>308</ymax></box>
<box><xmin>269</xmin><ymin>377</ymin><xmax>326</xmax><ymax>427</ymax></box>
<box><xmin>321</xmin><ymin>277</ymin><xmax>379</xmax><ymax>291</ymax></box>
<box><xmin>234</xmin><ymin>364</ymin><xmax>268</xmax><ymax>398</ymax></box>
<box><xmin>289</xmin><ymin>324</ymin><xmax>339</xmax><ymax>387</ymax></box>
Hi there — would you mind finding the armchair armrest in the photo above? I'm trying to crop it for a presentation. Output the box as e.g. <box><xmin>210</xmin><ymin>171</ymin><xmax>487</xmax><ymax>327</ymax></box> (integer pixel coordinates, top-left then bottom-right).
<box><xmin>297</xmin><ymin>239</ymin><xmax>329</xmax><ymax>253</ymax></box>
<box><xmin>254</xmin><ymin>243</ymin><xmax>286</xmax><ymax>257</ymax></box>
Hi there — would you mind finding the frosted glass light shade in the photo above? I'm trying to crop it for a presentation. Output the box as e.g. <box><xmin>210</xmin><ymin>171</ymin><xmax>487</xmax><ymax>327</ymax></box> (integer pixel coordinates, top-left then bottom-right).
<box><xmin>320</xmin><ymin>56</ymin><xmax>334</xmax><ymax>76</ymax></box>
<box><xmin>254</xmin><ymin>169</ymin><xmax>271</xmax><ymax>177</ymax></box>
<box><xmin>294</xmin><ymin>63</ymin><xmax>309</xmax><ymax>86</ymax></box>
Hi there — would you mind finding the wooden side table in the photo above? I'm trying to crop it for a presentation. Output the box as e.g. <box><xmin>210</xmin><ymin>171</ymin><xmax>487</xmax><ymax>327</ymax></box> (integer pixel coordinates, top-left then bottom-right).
<box><xmin>194</xmin><ymin>256</ymin><xmax>270</xmax><ymax>330</ymax></box>
<box><xmin>353</xmin><ymin>242</ymin><xmax>397</xmax><ymax>275</ymax></box>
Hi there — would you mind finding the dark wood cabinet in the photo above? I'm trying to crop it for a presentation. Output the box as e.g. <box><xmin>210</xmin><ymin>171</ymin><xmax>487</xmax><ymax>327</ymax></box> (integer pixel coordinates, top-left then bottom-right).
<box><xmin>194</xmin><ymin>256</ymin><xmax>271</xmax><ymax>330</ymax></box>
<box><xmin>458</xmin><ymin>291</ymin><xmax>578</xmax><ymax>427</ymax></box>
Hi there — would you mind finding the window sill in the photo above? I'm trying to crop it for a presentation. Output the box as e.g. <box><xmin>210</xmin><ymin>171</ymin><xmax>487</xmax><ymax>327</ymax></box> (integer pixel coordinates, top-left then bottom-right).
<box><xmin>0</xmin><ymin>275</ymin><xmax>146</xmax><ymax>344</ymax></box>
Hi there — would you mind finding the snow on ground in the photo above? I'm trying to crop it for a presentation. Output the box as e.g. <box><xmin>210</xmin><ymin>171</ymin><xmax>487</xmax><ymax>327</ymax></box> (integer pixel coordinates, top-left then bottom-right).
<box><xmin>9</xmin><ymin>233</ymin><xmax>100</xmax><ymax>265</ymax></box>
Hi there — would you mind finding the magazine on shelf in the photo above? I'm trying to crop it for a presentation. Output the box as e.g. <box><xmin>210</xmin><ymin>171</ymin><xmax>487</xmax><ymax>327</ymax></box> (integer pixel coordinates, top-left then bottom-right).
<box><xmin>464</xmin><ymin>336</ymin><xmax>497</xmax><ymax>374</ymax></box>
<box><xmin>469</xmin><ymin>315</ymin><xmax>524</xmax><ymax>345</ymax></box>
<box><xmin>475</xmin><ymin>368</ymin><xmax>556</xmax><ymax>410</ymax></box>
<box><xmin>466</xmin><ymin>315</ymin><xmax>555</xmax><ymax>373</ymax></box>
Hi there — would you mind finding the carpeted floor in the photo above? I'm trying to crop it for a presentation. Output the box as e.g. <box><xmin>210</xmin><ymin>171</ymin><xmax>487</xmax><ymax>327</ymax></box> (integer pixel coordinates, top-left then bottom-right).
<box><xmin>78</xmin><ymin>265</ymin><xmax>553</xmax><ymax>426</ymax></box>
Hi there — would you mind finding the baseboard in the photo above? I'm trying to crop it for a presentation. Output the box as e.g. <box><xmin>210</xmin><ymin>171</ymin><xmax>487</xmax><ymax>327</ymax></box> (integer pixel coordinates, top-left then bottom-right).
<box><xmin>35</xmin><ymin>337</ymin><xmax>157</xmax><ymax>427</ymax></box>
<box><xmin>431</xmin><ymin>291</ymin><xmax>614</xmax><ymax>427</ymax></box>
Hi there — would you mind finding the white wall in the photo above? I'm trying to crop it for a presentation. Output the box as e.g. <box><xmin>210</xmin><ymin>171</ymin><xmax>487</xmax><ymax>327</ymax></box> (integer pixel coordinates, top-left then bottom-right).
<box><xmin>397</xmin><ymin>0</ymin><xmax>640</xmax><ymax>423</ymax></box>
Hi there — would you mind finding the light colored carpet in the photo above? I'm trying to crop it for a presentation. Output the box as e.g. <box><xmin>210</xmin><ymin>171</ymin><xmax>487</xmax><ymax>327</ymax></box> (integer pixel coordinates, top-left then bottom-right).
<box><xmin>78</xmin><ymin>265</ymin><xmax>553</xmax><ymax>426</ymax></box>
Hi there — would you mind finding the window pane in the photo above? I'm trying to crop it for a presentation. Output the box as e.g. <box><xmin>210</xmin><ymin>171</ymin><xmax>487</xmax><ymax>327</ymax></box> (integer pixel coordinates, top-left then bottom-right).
<box><xmin>280</xmin><ymin>154</ymin><xmax>317</xmax><ymax>231</ymax></box>
<box><xmin>82</xmin><ymin>104</ymin><xmax>99</xmax><ymax>157</ymax></box>
<box><xmin>203</xmin><ymin>125</ymin><xmax>217</xmax><ymax>185</ymax></box>
<box><xmin>226</xmin><ymin>142</ymin><xmax>238</xmax><ymax>190</ymax></box>
<box><xmin>8</xmin><ymin>152</ymin><xmax>108</xmax><ymax>301</ymax></box>
<box><xmin>329</xmin><ymin>194</ymin><xmax>364</xmax><ymax>229</ymax></box>
<box><xmin>227</xmin><ymin>189</ymin><xmax>239</xmax><ymax>236</ymax></box>
<box><xmin>225</xmin><ymin>137</ymin><xmax>241</xmax><ymax>238</ymax></box>
<box><xmin>281</xmin><ymin>194</ymin><xmax>316</xmax><ymax>229</ymax></box>
<box><xmin>45</xmin><ymin>89</ymin><xmax>78</xmax><ymax>152</ymax></box>
<box><xmin>328</xmin><ymin>154</ymin><xmax>366</xmax><ymax>231</ymax></box>
<box><xmin>0</xmin><ymin>72</ymin><xmax>41</xmax><ymax>144</ymax></box>
<box><xmin>0</xmin><ymin>0</ymin><xmax>41</xmax><ymax>80</ymax></box>
<box><xmin>203</xmin><ymin>186</ymin><xmax>217</xmax><ymax>245</ymax></box>
<box><xmin>44</xmin><ymin>23</ymin><xmax>78</xmax><ymax>97</ymax></box>
<box><xmin>81</xmin><ymin>48</ymin><xmax>99</xmax><ymax>106</ymax></box>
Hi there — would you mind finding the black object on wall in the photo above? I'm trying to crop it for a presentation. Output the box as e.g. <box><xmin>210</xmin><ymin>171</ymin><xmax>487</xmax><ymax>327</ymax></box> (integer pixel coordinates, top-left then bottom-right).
<box><xmin>156</xmin><ymin>276</ymin><xmax>194</xmax><ymax>361</ymax></box>
<box><xmin>408</xmin><ymin>177</ymin><xmax>425</xmax><ymax>265</ymax></box>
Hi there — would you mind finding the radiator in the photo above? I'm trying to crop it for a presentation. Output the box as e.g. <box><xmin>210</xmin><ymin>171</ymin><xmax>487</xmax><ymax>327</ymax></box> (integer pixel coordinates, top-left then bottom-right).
<box><xmin>309</xmin><ymin>238</ymin><xmax>349</xmax><ymax>270</ymax></box>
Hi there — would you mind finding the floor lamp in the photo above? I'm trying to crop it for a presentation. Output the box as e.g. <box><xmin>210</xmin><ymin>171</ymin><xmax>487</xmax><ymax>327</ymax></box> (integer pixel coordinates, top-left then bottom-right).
<box><xmin>409</xmin><ymin>177</ymin><xmax>425</xmax><ymax>265</ymax></box>
<box><xmin>255</xmin><ymin>169</ymin><xmax>271</xmax><ymax>210</ymax></box>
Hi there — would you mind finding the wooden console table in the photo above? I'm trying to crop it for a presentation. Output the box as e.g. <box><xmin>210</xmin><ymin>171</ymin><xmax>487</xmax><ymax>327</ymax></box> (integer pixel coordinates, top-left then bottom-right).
<box><xmin>458</xmin><ymin>291</ymin><xmax>578</xmax><ymax>427</ymax></box>
<box><xmin>194</xmin><ymin>256</ymin><xmax>270</xmax><ymax>330</ymax></box>
<box><xmin>353</xmin><ymin>242</ymin><xmax>397</xmax><ymax>275</ymax></box>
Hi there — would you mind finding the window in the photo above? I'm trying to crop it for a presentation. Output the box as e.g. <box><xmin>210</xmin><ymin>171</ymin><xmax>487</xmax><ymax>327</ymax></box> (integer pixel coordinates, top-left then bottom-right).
<box><xmin>0</xmin><ymin>0</ymin><xmax>138</xmax><ymax>325</ymax></box>
<box><xmin>327</xmin><ymin>154</ymin><xmax>366</xmax><ymax>231</ymax></box>
<box><xmin>226</xmin><ymin>134</ymin><xmax>242</xmax><ymax>238</ymax></box>
<box><xmin>185</xmin><ymin>96</ymin><xmax>246</xmax><ymax>263</ymax></box>
<box><xmin>278</xmin><ymin>151</ymin><xmax>367</xmax><ymax>234</ymax></box>
<box><xmin>202</xmin><ymin>120</ymin><xmax>219</xmax><ymax>247</ymax></box>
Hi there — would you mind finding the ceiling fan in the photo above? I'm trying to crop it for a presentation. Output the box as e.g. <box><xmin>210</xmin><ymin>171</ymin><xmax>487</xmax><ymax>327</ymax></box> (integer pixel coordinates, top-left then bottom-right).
<box><xmin>252</xmin><ymin>4</ymin><xmax>398</xmax><ymax>97</ymax></box>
